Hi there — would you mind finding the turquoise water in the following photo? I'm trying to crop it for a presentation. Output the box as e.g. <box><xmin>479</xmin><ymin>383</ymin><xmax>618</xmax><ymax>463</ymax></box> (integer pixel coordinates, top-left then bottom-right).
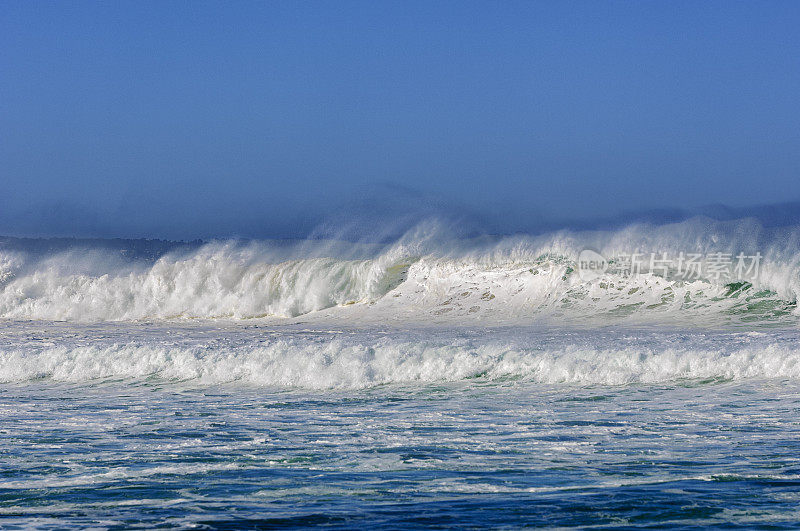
<box><xmin>3</xmin><ymin>222</ymin><xmax>800</xmax><ymax>527</ymax></box>
<box><xmin>2</xmin><ymin>324</ymin><xmax>800</xmax><ymax>528</ymax></box>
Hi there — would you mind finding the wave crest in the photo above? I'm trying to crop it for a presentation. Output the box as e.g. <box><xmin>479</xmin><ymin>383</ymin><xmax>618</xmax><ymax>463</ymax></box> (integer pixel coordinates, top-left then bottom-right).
<box><xmin>2</xmin><ymin>332</ymin><xmax>799</xmax><ymax>387</ymax></box>
<box><xmin>1</xmin><ymin>217</ymin><xmax>799</xmax><ymax>324</ymax></box>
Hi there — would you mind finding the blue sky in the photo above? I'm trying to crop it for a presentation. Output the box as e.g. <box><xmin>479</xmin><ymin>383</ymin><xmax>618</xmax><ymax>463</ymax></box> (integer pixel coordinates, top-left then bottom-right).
<box><xmin>2</xmin><ymin>1</ymin><xmax>800</xmax><ymax>239</ymax></box>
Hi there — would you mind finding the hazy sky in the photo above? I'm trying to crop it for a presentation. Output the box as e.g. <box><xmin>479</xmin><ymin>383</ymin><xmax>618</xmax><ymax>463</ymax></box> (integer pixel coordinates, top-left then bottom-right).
<box><xmin>2</xmin><ymin>1</ymin><xmax>800</xmax><ymax>239</ymax></box>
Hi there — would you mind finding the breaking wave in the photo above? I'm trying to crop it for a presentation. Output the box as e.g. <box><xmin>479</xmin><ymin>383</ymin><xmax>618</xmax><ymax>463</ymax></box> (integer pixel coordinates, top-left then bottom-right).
<box><xmin>1</xmin><ymin>217</ymin><xmax>799</xmax><ymax>325</ymax></box>
<box><xmin>2</xmin><ymin>330</ymin><xmax>800</xmax><ymax>387</ymax></box>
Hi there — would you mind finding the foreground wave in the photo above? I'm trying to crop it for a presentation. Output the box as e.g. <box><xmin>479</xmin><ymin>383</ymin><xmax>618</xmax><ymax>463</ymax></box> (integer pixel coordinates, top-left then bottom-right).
<box><xmin>2</xmin><ymin>324</ymin><xmax>798</xmax><ymax>387</ymax></box>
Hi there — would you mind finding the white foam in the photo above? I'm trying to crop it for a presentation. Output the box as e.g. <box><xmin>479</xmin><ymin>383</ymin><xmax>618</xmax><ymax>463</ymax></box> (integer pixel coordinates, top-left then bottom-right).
<box><xmin>2</xmin><ymin>331</ymin><xmax>799</xmax><ymax>388</ymax></box>
<box><xmin>0</xmin><ymin>217</ymin><xmax>798</xmax><ymax>324</ymax></box>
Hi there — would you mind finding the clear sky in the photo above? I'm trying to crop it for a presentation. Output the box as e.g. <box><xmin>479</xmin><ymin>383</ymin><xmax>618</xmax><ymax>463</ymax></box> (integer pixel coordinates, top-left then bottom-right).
<box><xmin>2</xmin><ymin>1</ymin><xmax>800</xmax><ymax>239</ymax></box>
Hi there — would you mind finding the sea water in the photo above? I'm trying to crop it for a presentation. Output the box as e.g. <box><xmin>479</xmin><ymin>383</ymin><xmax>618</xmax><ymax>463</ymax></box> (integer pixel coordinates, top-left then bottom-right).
<box><xmin>2</xmin><ymin>218</ymin><xmax>800</xmax><ymax>528</ymax></box>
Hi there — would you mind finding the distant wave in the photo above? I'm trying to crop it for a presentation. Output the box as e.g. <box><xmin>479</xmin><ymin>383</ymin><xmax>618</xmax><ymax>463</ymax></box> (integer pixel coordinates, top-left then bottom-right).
<box><xmin>1</xmin><ymin>217</ymin><xmax>799</xmax><ymax>325</ymax></box>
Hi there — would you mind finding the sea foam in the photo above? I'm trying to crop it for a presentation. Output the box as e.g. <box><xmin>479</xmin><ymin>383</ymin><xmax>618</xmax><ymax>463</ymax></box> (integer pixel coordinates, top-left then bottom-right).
<box><xmin>0</xmin><ymin>217</ymin><xmax>799</xmax><ymax>324</ymax></box>
<box><xmin>2</xmin><ymin>328</ymin><xmax>799</xmax><ymax>387</ymax></box>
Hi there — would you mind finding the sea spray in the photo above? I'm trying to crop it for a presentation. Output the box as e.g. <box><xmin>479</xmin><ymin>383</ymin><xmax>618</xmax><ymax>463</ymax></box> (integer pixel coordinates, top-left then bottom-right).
<box><xmin>0</xmin><ymin>217</ymin><xmax>798</xmax><ymax>323</ymax></box>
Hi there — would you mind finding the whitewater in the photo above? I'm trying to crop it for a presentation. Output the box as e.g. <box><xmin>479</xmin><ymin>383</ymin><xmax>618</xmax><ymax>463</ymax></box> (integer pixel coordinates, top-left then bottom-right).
<box><xmin>4</xmin><ymin>217</ymin><xmax>800</xmax><ymax>528</ymax></box>
<box><xmin>1</xmin><ymin>216</ymin><xmax>798</xmax><ymax>326</ymax></box>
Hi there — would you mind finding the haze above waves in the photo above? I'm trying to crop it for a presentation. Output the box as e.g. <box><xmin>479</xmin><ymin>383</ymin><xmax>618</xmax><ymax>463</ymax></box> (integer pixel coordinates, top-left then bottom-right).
<box><xmin>0</xmin><ymin>215</ymin><xmax>798</xmax><ymax>326</ymax></box>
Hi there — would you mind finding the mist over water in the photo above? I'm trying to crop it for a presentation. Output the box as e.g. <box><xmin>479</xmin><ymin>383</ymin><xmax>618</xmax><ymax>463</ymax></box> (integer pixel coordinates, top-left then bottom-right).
<box><xmin>1</xmin><ymin>214</ymin><xmax>799</xmax><ymax>325</ymax></box>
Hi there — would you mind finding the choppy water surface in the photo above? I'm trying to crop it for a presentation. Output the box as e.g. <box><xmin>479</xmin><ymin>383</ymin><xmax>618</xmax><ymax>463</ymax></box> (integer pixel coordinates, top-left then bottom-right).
<box><xmin>4</xmin><ymin>220</ymin><xmax>800</xmax><ymax>527</ymax></box>
<box><xmin>1</xmin><ymin>323</ymin><xmax>800</xmax><ymax>528</ymax></box>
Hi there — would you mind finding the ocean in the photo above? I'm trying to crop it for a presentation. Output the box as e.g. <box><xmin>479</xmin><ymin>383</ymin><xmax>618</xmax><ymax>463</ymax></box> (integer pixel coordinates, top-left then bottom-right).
<box><xmin>2</xmin><ymin>217</ymin><xmax>800</xmax><ymax>528</ymax></box>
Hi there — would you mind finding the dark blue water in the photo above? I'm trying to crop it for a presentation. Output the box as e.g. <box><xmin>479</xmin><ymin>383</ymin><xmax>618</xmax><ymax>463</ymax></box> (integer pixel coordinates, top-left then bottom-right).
<box><xmin>2</xmin><ymin>378</ymin><xmax>800</xmax><ymax>528</ymax></box>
